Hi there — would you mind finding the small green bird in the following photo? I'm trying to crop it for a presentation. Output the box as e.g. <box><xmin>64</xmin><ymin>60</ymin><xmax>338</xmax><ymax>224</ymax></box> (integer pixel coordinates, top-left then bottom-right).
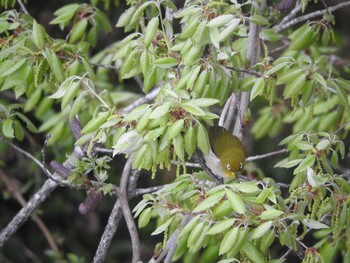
<box><xmin>204</xmin><ymin>126</ymin><xmax>246</xmax><ymax>179</ymax></box>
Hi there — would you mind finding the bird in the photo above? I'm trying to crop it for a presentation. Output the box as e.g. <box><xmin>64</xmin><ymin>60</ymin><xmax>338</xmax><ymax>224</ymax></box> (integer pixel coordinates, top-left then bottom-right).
<box><xmin>204</xmin><ymin>125</ymin><xmax>246</xmax><ymax>179</ymax></box>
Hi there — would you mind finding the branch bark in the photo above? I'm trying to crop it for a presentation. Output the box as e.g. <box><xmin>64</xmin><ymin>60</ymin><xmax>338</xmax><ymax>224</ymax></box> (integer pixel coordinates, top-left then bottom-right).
<box><xmin>118</xmin><ymin>157</ymin><xmax>141</xmax><ymax>263</ymax></box>
<box><xmin>0</xmin><ymin>169</ymin><xmax>60</xmax><ymax>253</ymax></box>
<box><xmin>274</xmin><ymin>1</ymin><xmax>350</xmax><ymax>32</ymax></box>
<box><xmin>0</xmin><ymin>145</ymin><xmax>83</xmax><ymax>247</ymax></box>
<box><xmin>93</xmin><ymin>200</ymin><xmax>123</xmax><ymax>263</ymax></box>
<box><xmin>233</xmin><ymin>0</ymin><xmax>266</xmax><ymax>139</ymax></box>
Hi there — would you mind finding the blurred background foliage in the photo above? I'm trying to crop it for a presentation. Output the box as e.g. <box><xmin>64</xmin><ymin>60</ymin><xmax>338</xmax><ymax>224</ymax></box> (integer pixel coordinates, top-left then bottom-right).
<box><xmin>0</xmin><ymin>0</ymin><xmax>350</xmax><ymax>262</ymax></box>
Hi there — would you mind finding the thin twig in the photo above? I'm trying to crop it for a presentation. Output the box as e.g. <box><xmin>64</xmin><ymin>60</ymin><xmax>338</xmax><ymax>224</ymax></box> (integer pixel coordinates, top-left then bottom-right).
<box><xmin>1</xmin><ymin>137</ymin><xmax>51</xmax><ymax>177</ymax></box>
<box><xmin>93</xmin><ymin>200</ymin><xmax>123</xmax><ymax>263</ymax></box>
<box><xmin>120</xmin><ymin>87</ymin><xmax>161</xmax><ymax>114</ymax></box>
<box><xmin>275</xmin><ymin>1</ymin><xmax>350</xmax><ymax>32</ymax></box>
<box><xmin>0</xmin><ymin>169</ymin><xmax>60</xmax><ymax>254</ymax></box>
<box><xmin>277</xmin><ymin>3</ymin><xmax>302</xmax><ymax>29</ymax></box>
<box><xmin>17</xmin><ymin>0</ymin><xmax>29</xmax><ymax>15</ymax></box>
<box><xmin>0</xmin><ymin>142</ymin><xmax>84</xmax><ymax>246</ymax></box>
<box><xmin>118</xmin><ymin>157</ymin><xmax>141</xmax><ymax>263</ymax></box>
<box><xmin>246</xmin><ymin>149</ymin><xmax>288</xmax><ymax>161</ymax></box>
<box><xmin>134</xmin><ymin>185</ymin><xmax>164</xmax><ymax>196</ymax></box>
<box><xmin>227</xmin><ymin>67</ymin><xmax>262</xmax><ymax>77</ymax></box>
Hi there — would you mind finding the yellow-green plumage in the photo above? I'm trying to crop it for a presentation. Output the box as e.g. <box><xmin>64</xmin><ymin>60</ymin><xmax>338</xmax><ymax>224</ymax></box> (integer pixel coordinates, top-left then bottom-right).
<box><xmin>204</xmin><ymin>126</ymin><xmax>246</xmax><ymax>178</ymax></box>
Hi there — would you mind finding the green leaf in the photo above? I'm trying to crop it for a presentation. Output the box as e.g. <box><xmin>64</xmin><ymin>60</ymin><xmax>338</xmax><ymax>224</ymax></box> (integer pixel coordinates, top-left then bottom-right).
<box><xmin>153</xmin><ymin>57</ymin><xmax>178</xmax><ymax>68</ymax></box>
<box><xmin>144</xmin><ymin>17</ymin><xmax>159</xmax><ymax>48</ymax></box>
<box><xmin>260</xmin><ymin>207</ymin><xmax>283</xmax><ymax>220</ymax></box>
<box><xmin>61</xmin><ymin>81</ymin><xmax>80</xmax><ymax>109</ymax></box>
<box><xmin>112</xmin><ymin>130</ymin><xmax>143</xmax><ymax>155</ymax></box>
<box><xmin>173</xmin><ymin>134</ymin><xmax>185</xmax><ymax>162</ymax></box>
<box><xmin>2</xmin><ymin>119</ymin><xmax>15</xmax><ymax>138</ymax></box>
<box><xmin>45</xmin><ymin>50</ymin><xmax>65</xmax><ymax>82</ymax></box>
<box><xmin>94</xmin><ymin>9</ymin><xmax>112</xmax><ymax>32</ymax></box>
<box><xmin>116</xmin><ymin>6</ymin><xmax>136</xmax><ymax>28</ymax></box>
<box><xmin>250</xmin><ymin>15</ymin><xmax>269</xmax><ymax>26</ymax></box>
<box><xmin>240</xmin><ymin>76</ymin><xmax>256</xmax><ymax>91</ymax></box>
<box><xmin>144</xmin><ymin>127</ymin><xmax>166</xmax><ymax>140</ymax></box>
<box><xmin>124</xmin><ymin>104</ymin><xmax>150</xmax><ymax>122</ymax></box>
<box><xmin>138</xmin><ymin>207</ymin><xmax>152</xmax><ymax>228</ymax></box>
<box><xmin>241</xmin><ymin>241</ymin><xmax>264</xmax><ymax>263</ymax></box>
<box><xmin>250</xmin><ymin>77</ymin><xmax>265</xmax><ymax>101</ymax></box>
<box><xmin>207</xmin><ymin>14</ymin><xmax>235</xmax><ymax>27</ymax></box>
<box><xmin>193</xmin><ymin>191</ymin><xmax>225</xmax><ymax>213</ymax></box>
<box><xmin>179</xmin><ymin>215</ymin><xmax>200</xmax><ymax>239</ymax></box>
<box><xmin>180</xmin><ymin>18</ymin><xmax>200</xmax><ymax>39</ymax></box>
<box><xmin>219</xmin><ymin>227</ymin><xmax>239</xmax><ymax>255</ymax></box>
<box><xmin>283</xmin><ymin>74</ymin><xmax>305</xmax><ymax>99</ymax></box>
<box><xmin>294</xmin><ymin>141</ymin><xmax>313</xmax><ymax>151</ymax></box>
<box><xmin>225</xmin><ymin>189</ymin><xmax>246</xmax><ymax>214</ymax></box>
<box><xmin>276</xmin><ymin>158</ymin><xmax>303</xmax><ymax>168</ymax></box>
<box><xmin>69</xmin><ymin>19</ymin><xmax>88</xmax><ymax>43</ymax></box>
<box><xmin>182</xmin><ymin>104</ymin><xmax>205</xmax><ymax>116</ymax></box>
<box><xmin>218</xmin><ymin>19</ymin><xmax>240</xmax><ymax>42</ymax></box>
<box><xmin>81</xmin><ymin>111</ymin><xmax>109</xmax><ymax>134</ymax></box>
<box><xmin>184</xmin><ymin>125</ymin><xmax>196</xmax><ymax>158</ymax></box>
<box><xmin>316</xmin><ymin>139</ymin><xmax>330</xmax><ymax>150</ymax></box>
<box><xmin>231</xmin><ymin>182</ymin><xmax>259</xmax><ymax>193</ymax></box>
<box><xmin>186</xmin><ymin>98</ymin><xmax>219</xmax><ymax>107</ymax></box>
<box><xmin>151</xmin><ymin>217</ymin><xmax>174</xmax><ymax>236</ymax></box>
<box><xmin>50</xmin><ymin>4</ymin><xmax>79</xmax><ymax>26</ymax></box>
<box><xmin>277</xmin><ymin>67</ymin><xmax>303</xmax><ymax>85</ymax></box>
<box><xmin>288</xmin><ymin>23</ymin><xmax>317</xmax><ymax>50</ymax></box>
<box><xmin>197</xmin><ymin>124</ymin><xmax>210</xmax><ymax>154</ymax></box>
<box><xmin>207</xmin><ymin>218</ymin><xmax>236</xmax><ymax>235</ymax></box>
<box><xmin>167</xmin><ymin>119</ymin><xmax>184</xmax><ymax>140</ymax></box>
<box><xmin>264</xmin><ymin>61</ymin><xmax>291</xmax><ymax>77</ymax></box>
<box><xmin>251</xmin><ymin>221</ymin><xmax>273</xmax><ymax>240</ymax></box>
<box><xmin>260</xmin><ymin>230</ymin><xmax>275</xmax><ymax>252</ymax></box>
<box><xmin>149</xmin><ymin>102</ymin><xmax>171</xmax><ymax>119</ymax></box>
<box><xmin>302</xmin><ymin>219</ymin><xmax>329</xmax><ymax>229</ymax></box>
<box><xmin>0</xmin><ymin>59</ymin><xmax>26</xmax><ymax>79</ymax></box>
<box><xmin>294</xmin><ymin>155</ymin><xmax>315</xmax><ymax>174</ymax></box>
<box><xmin>33</xmin><ymin>20</ymin><xmax>45</xmax><ymax>49</ymax></box>
<box><xmin>261</xmin><ymin>29</ymin><xmax>282</xmax><ymax>42</ymax></box>
<box><xmin>187</xmin><ymin>221</ymin><xmax>206</xmax><ymax>249</ymax></box>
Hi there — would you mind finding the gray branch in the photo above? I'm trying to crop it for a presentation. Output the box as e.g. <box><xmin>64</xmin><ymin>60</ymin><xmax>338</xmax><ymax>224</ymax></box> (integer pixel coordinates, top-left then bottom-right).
<box><xmin>118</xmin><ymin>157</ymin><xmax>142</xmax><ymax>263</ymax></box>
<box><xmin>233</xmin><ymin>1</ymin><xmax>266</xmax><ymax>139</ymax></box>
<box><xmin>275</xmin><ymin>1</ymin><xmax>350</xmax><ymax>32</ymax></box>
<box><xmin>0</xmin><ymin>143</ymin><xmax>84</xmax><ymax>247</ymax></box>
<box><xmin>93</xmin><ymin>200</ymin><xmax>123</xmax><ymax>263</ymax></box>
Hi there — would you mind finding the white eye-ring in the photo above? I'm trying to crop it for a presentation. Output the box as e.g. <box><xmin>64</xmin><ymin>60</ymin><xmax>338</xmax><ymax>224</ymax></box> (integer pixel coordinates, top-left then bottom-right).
<box><xmin>239</xmin><ymin>162</ymin><xmax>243</xmax><ymax>170</ymax></box>
<box><xmin>227</xmin><ymin>164</ymin><xmax>232</xmax><ymax>171</ymax></box>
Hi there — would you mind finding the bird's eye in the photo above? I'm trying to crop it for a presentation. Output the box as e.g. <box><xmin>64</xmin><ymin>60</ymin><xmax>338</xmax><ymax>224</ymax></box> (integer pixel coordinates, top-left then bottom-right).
<box><xmin>226</xmin><ymin>164</ymin><xmax>231</xmax><ymax>171</ymax></box>
<box><xmin>239</xmin><ymin>162</ymin><xmax>243</xmax><ymax>170</ymax></box>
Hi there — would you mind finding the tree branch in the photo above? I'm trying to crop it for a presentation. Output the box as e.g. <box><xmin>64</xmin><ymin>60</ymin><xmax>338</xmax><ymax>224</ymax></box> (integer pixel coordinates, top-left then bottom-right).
<box><xmin>118</xmin><ymin>157</ymin><xmax>141</xmax><ymax>263</ymax></box>
<box><xmin>120</xmin><ymin>87</ymin><xmax>161</xmax><ymax>114</ymax></box>
<box><xmin>246</xmin><ymin>149</ymin><xmax>288</xmax><ymax>161</ymax></box>
<box><xmin>233</xmin><ymin>0</ymin><xmax>265</xmax><ymax>139</ymax></box>
<box><xmin>17</xmin><ymin>0</ymin><xmax>29</xmax><ymax>15</ymax></box>
<box><xmin>0</xmin><ymin>169</ymin><xmax>60</xmax><ymax>254</ymax></box>
<box><xmin>93</xmin><ymin>200</ymin><xmax>123</xmax><ymax>263</ymax></box>
<box><xmin>0</xmin><ymin>141</ymin><xmax>83</xmax><ymax>247</ymax></box>
<box><xmin>275</xmin><ymin>1</ymin><xmax>350</xmax><ymax>32</ymax></box>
